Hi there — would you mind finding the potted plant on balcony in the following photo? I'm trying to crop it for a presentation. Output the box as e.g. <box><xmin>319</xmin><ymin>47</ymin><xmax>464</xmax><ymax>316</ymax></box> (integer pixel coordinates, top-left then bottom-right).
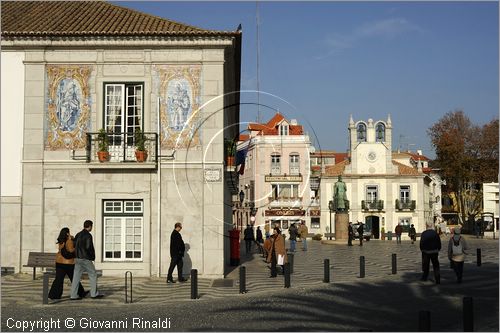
<box><xmin>225</xmin><ymin>138</ymin><xmax>236</xmax><ymax>166</ymax></box>
<box><xmin>134</xmin><ymin>128</ymin><xmax>148</xmax><ymax>162</ymax></box>
<box><xmin>97</xmin><ymin>128</ymin><xmax>110</xmax><ymax>162</ymax></box>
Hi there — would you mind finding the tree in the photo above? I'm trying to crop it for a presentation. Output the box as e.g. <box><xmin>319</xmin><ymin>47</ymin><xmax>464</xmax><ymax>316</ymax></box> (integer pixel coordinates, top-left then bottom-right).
<box><xmin>428</xmin><ymin>110</ymin><xmax>499</xmax><ymax>226</ymax></box>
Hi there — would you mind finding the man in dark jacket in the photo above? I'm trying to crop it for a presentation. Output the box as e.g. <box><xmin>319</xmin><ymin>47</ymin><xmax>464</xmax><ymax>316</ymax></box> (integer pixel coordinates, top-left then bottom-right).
<box><xmin>167</xmin><ymin>222</ymin><xmax>187</xmax><ymax>283</ymax></box>
<box><xmin>70</xmin><ymin>220</ymin><xmax>103</xmax><ymax>299</ymax></box>
<box><xmin>419</xmin><ymin>227</ymin><xmax>441</xmax><ymax>284</ymax></box>
<box><xmin>243</xmin><ymin>224</ymin><xmax>255</xmax><ymax>255</ymax></box>
<box><xmin>348</xmin><ymin>222</ymin><xmax>354</xmax><ymax>246</ymax></box>
<box><xmin>357</xmin><ymin>223</ymin><xmax>364</xmax><ymax>246</ymax></box>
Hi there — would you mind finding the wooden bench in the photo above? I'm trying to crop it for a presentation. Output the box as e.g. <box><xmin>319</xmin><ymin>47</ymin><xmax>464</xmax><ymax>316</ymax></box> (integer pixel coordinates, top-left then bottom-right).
<box><xmin>24</xmin><ymin>252</ymin><xmax>56</xmax><ymax>280</ymax></box>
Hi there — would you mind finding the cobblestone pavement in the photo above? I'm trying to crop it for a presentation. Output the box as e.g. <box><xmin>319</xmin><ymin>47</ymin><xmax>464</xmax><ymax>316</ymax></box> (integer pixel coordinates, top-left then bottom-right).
<box><xmin>1</xmin><ymin>236</ymin><xmax>498</xmax><ymax>331</ymax></box>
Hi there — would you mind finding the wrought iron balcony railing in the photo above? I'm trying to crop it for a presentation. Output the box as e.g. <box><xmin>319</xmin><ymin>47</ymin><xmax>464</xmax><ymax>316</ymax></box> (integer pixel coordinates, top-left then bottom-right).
<box><xmin>268</xmin><ymin>197</ymin><xmax>303</xmax><ymax>208</ymax></box>
<box><xmin>395</xmin><ymin>199</ymin><xmax>416</xmax><ymax>211</ymax></box>
<box><xmin>86</xmin><ymin>132</ymin><xmax>158</xmax><ymax>163</ymax></box>
<box><xmin>361</xmin><ymin>200</ymin><xmax>384</xmax><ymax>210</ymax></box>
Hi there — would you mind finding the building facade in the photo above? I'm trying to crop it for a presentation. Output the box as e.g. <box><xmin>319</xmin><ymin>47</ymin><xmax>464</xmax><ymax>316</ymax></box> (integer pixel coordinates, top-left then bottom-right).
<box><xmin>0</xmin><ymin>1</ymin><xmax>241</xmax><ymax>278</ymax></box>
<box><xmin>235</xmin><ymin>114</ymin><xmax>313</xmax><ymax>236</ymax></box>
<box><xmin>482</xmin><ymin>182</ymin><xmax>499</xmax><ymax>235</ymax></box>
<box><xmin>319</xmin><ymin>116</ymin><xmax>436</xmax><ymax>238</ymax></box>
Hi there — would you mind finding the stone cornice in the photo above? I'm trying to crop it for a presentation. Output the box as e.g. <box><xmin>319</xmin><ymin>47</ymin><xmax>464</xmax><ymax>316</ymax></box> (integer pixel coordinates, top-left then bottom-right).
<box><xmin>1</xmin><ymin>36</ymin><xmax>235</xmax><ymax>48</ymax></box>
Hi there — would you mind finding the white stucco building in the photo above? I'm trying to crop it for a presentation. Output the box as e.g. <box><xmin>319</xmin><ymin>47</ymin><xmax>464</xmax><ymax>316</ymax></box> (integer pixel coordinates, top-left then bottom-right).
<box><xmin>482</xmin><ymin>182</ymin><xmax>499</xmax><ymax>234</ymax></box>
<box><xmin>319</xmin><ymin>116</ymin><xmax>437</xmax><ymax>238</ymax></box>
<box><xmin>235</xmin><ymin>113</ymin><xmax>313</xmax><ymax>236</ymax></box>
<box><xmin>1</xmin><ymin>1</ymin><xmax>242</xmax><ymax>277</ymax></box>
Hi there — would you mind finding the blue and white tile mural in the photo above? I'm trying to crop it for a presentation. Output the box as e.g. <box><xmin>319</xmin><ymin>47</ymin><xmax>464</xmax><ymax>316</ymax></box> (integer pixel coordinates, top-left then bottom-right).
<box><xmin>153</xmin><ymin>65</ymin><xmax>202</xmax><ymax>149</ymax></box>
<box><xmin>45</xmin><ymin>66</ymin><xmax>92</xmax><ymax>150</ymax></box>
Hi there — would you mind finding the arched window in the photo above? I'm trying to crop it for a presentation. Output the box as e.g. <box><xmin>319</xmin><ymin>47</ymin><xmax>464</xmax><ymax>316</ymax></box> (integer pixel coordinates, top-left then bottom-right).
<box><xmin>376</xmin><ymin>123</ymin><xmax>385</xmax><ymax>142</ymax></box>
<box><xmin>357</xmin><ymin>123</ymin><xmax>367</xmax><ymax>142</ymax></box>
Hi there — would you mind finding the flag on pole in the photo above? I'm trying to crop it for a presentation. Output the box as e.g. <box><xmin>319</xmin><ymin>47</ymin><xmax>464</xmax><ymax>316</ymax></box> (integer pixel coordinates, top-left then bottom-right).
<box><xmin>236</xmin><ymin>142</ymin><xmax>249</xmax><ymax>175</ymax></box>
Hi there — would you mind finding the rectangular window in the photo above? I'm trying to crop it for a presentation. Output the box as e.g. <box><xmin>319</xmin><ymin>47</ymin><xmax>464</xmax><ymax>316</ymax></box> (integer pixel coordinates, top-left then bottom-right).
<box><xmin>290</xmin><ymin>154</ymin><xmax>300</xmax><ymax>175</ymax></box>
<box><xmin>366</xmin><ymin>185</ymin><xmax>378</xmax><ymax>203</ymax></box>
<box><xmin>399</xmin><ymin>217</ymin><xmax>411</xmax><ymax>233</ymax></box>
<box><xmin>400</xmin><ymin>185</ymin><xmax>410</xmax><ymax>203</ymax></box>
<box><xmin>311</xmin><ymin>217</ymin><xmax>320</xmax><ymax>229</ymax></box>
<box><xmin>279</xmin><ymin>125</ymin><xmax>289</xmax><ymax>136</ymax></box>
<box><xmin>271</xmin><ymin>155</ymin><xmax>281</xmax><ymax>175</ymax></box>
<box><xmin>103</xmin><ymin>200</ymin><xmax>143</xmax><ymax>261</ymax></box>
<box><xmin>271</xmin><ymin>184</ymin><xmax>299</xmax><ymax>199</ymax></box>
<box><xmin>104</xmin><ymin>83</ymin><xmax>143</xmax><ymax>159</ymax></box>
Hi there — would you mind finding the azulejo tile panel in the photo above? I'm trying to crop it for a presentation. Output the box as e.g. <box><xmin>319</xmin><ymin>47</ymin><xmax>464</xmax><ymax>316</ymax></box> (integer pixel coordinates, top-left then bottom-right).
<box><xmin>153</xmin><ymin>65</ymin><xmax>202</xmax><ymax>149</ymax></box>
<box><xmin>45</xmin><ymin>65</ymin><xmax>93</xmax><ymax>150</ymax></box>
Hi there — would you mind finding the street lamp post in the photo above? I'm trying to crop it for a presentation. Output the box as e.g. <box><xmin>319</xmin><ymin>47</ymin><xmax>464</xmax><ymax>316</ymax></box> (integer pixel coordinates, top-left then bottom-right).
<box><xmin>239</xmin><ymin>190</ymin><xmax>245</xmax><ymax>230</ymax></box>
<box><xmin>328</xmin><ymin>200</ymin><xmax>334</xmax><ymax>240</ymax></box>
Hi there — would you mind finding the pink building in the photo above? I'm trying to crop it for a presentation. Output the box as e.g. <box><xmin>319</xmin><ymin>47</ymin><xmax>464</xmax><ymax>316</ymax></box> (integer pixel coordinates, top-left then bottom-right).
<box><xmin>235</xmin><ymin>113</ymin><xmax>313</xmax><ymax>236</ymax></box>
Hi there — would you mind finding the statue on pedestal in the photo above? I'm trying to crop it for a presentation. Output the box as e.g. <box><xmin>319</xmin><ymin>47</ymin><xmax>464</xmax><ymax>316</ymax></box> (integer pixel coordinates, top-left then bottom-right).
<box><xmin>333</xmin><ymin>175</ymin><xmax>349</xmax><ymax>212</ymax></box>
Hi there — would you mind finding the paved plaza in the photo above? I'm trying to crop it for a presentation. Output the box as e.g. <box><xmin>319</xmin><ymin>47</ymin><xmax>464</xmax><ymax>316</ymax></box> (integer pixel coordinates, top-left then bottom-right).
<box><xmin>1</xmin><ymin>236</ymin><xmax>498</xmax><ymax>331</ymax></box>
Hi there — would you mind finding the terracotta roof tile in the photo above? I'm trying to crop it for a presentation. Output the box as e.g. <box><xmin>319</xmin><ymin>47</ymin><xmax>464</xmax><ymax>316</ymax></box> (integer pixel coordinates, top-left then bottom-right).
<box><xmin>392</xmin><ymin>161</ymin><xmax>422</xmax><ymax>176</ymax></box>
<box><xmin>247</xmin><ymin>113</ymin><xmax>303</xmax><ymax>136</ymax></box>
<box><xmin>1</xmin><ymin>1</ymin><xmax>239</xmax><ymax>38</ymax></box>
<box><xmin>238</xmin><ymin>134</ymin><xmax>249</xmax><ymax>142</ymax></box>
<box><xmin>323</xmin><ymin>160</ymin><xmax>349</xmax><ymax>176</ymax></box>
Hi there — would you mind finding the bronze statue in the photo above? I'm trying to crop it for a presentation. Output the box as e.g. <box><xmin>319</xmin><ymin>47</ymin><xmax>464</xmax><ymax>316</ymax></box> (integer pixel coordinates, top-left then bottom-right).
<box><xmin>334</xmin><ymin>175</ymin><xmax>349</xmax><ymax>212</ymax></box>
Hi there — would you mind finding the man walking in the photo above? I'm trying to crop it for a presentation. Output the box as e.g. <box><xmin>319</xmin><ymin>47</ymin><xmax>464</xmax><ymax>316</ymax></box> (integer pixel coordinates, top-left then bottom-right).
<box><xmin>420</xmin><ymin>226</ymin><xmax>441</xmax><ymax>284</ymax></box>
<box><xmin>288</xmin><ymin>223</ymin><xmax>298</xmax><ymax>252</ymax></box>
<box><xmin>348</xmin><ymin>222</ymin><xmax>354</xmax><ymax>246</ymax></box>
<box><xmin>167</xmin><ymin>222</ymin><xmax>187</xmax><ymax>283</ymax></box>
<box><xmin>357</xmin><ymin>223</ymin><xmax>364</xmax><ymax>246</ymax></box>
<box><xmin>243</xmin><ymin>224</ymin><xmax>254</xmax><ymax>255</ymax></box>
<box><xmin>299</xmin><ymin>221</ymin><xmax>308</xmax><ymax>251</ymax></box>
<box><xmin>70</xmin><ymin>220</ymin><xmax>103</xmax><ymax>300</ymax></box>
<box><xmin>395</xmin><ymin>223</ymin><xmax>403</xmax><ymax>244</ymax></box>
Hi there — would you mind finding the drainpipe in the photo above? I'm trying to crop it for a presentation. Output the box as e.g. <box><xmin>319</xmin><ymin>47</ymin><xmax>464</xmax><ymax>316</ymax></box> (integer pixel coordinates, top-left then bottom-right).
<box><xmin>157</xmin><ymin>97</ymin><xmax>161</xmax><ymax>278</ymax></box>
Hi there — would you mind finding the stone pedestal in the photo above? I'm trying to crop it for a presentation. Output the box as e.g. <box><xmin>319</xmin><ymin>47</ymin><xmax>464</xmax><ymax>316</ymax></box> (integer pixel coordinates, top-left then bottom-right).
<box><xmin>335</xmin><ymin>212</ymin><xmax>349</xmax><ymax>240</ymax></box>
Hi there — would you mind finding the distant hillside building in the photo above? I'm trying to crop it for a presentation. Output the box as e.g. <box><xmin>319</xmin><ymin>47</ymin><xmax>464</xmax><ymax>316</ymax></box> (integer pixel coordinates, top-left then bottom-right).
<box><xmin>1</xmin><ymin>1</ymin><xmax>242</xmax><ymax>277</ymax></box>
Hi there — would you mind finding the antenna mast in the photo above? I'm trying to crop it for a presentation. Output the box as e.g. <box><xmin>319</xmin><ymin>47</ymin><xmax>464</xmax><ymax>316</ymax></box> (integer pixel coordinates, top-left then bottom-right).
<box><xmin>256</xmin><ymin>1</ymin><xmax>261</xmax><ymax>123</ymax></box>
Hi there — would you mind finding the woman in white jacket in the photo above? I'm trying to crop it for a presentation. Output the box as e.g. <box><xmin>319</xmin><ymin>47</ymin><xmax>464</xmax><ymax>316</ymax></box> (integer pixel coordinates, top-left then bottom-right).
<box><xmin>448</xmin><ymin>226</ymin><xmax>468</xmax><ymax>283</ymax></box>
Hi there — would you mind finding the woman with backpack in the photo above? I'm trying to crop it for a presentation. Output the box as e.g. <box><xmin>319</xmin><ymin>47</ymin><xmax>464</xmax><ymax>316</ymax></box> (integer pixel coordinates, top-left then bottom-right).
<box><xmin>48</xmin><ymin>227</ymin><xmax>87</xmax><ymax>300</ymax></box>
<box><xmin>447</xmin><ymin>226</ymin><xmax>469</xmax><ymax>283</ymax></box>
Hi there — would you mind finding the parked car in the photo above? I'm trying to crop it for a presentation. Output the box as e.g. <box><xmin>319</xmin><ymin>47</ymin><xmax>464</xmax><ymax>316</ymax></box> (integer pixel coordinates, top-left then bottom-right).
<box><xmin>352</xmin><ymin>223</ymin><xmax>372</xmax><ymax>241</ymax></box>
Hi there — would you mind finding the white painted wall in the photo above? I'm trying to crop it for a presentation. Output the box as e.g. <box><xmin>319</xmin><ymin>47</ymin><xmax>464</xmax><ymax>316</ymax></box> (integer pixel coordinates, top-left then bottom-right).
<box><xmin>1</xmin><ymin>51</ymin><xmax>25</xmax><ymax>197</ymax></box>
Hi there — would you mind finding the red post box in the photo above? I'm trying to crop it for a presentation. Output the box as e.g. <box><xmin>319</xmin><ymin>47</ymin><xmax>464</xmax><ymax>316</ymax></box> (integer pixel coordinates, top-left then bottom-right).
<box><xmin>229</xmin><ymin>228</ymin><xmax>241</xmax><ymax>266</ymax></box>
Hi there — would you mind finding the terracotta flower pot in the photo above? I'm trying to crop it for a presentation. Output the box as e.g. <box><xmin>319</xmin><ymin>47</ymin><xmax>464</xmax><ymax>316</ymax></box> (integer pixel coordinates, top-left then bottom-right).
<box><xmin>97</xmin><ymin>151</ymin><xmax>109</xmax><ymax>162</ymax></box>
<box><xmin>135</xmin><ymin>150</ymin><xmax>148</xmax><ymax>162</ymax></box>
<box><xmin>226</xmin><ymin>156</ymin><xmax>235</xmax><ymax>166</ymax></box>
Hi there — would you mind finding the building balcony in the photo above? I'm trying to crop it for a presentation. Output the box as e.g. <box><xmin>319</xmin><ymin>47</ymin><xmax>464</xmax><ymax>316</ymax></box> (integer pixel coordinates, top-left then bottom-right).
<box><xmin>85</xmin><ymin>132</ymin><xmax>157</xmax><ymax>167</ymax></box>
<box><xmin>361</xmin><ymin>200</ymin><xmax>384</xmax><ymax>211</ymax></box>
<box><xmin>395</xmin><ymin>199</ymin><xmax>416</xmax><ymax>211</ymax></box>
<box><xmin>268</xmin><ymin>197</ymin><xmax>302</xmax><ymax>208</ymax></box>
<box><xmin>270</xmin><ymin>166</ymin><xmax>281</xmax><ymax>175</ymax></box>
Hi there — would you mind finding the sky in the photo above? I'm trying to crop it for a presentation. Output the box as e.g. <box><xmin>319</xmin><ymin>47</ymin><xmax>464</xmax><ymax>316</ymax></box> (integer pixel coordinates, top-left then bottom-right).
<box><xmin>115</xmin><ymin>1</ymin><xmax>499</xmax><ymax>158</ymax></box>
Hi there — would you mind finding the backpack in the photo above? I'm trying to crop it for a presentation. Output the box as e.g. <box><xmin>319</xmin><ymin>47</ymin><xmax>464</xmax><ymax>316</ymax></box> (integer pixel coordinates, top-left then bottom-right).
<box><xmin>60</xmin><ymin>242</ymin><xmax>75</xmax><ymax>259</ymax></box>
<box><xmin>452</xmin><ymin>237</ymin><xmax>463</xmax><ymax>255</ymax></box>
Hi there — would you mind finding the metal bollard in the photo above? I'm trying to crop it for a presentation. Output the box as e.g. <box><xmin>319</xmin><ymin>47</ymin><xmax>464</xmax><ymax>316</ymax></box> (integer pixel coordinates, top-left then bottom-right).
<box><xmin>288</xmin><ymin>252</ymin><xmax>294</xmax><ymax>274</ymax></box>
<box><xmin>463</xmin><ymin>297</ymin><xmax>473</xmax><ymax>332</ymax></box>
<box><xmin>392</xmin><ymin>253</ymin><xmax>397</xmax><ymax>274</ymax></box>
<box><xmin>284</xmin><ymin>263</ymin><xmax>291</xmax><ymax>288</ymax></box>
<box><xmin>191</xmin><ymin>269</ymin><xmax>198</xmax><ymax>299</ymax></box>
<box><xmin>125</xmin><ymin>271</ymin><xmax>133</xmax><ymax>303</ymax></box>
<box><xmin>42</xmin><ymin>273</ymin><xmax>50</xmax><ymax>305</ymax></box>
<box><xmin>239</xmin><ymin>266</ymin><xmax>246</xmax><ymax>294</ymax></box>
<box><xmin>418</xmin><ymin>310</ymin><xmax>431</xmax><ymax>331</ymax></box>
<box><xmin>476</xmin><ymin>248</ymin><xmax>482</xmax><ymax>267</ymax></box>
<box><xmin>360</xmin><ymin>256</ymin><xmax>365</xmax><ymax>278</ymax></box>
<box><xmin>323</xmin><ymin>259</ymin><xmax>330</xmax><ymax>283</ymax></box>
